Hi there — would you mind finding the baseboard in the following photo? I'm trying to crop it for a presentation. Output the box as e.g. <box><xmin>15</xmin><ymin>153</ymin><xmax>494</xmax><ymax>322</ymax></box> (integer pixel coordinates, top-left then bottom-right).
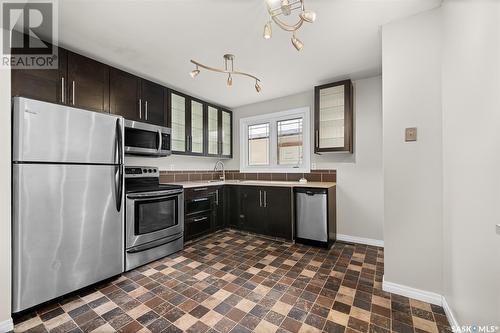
<box><xmin>0</xmin><ymin>318</ymin><xmax>13</xmax><ymax>333</ymax></box>
<box><xmin>382</xmin><ymin>276</ymin><xmax>442</xmax><ymax>305</ymax></box>
<box><xmin>336</xmin><ymin>233</ymin><xmax>384</xmax><ymax>247</ymax></box>
<box><xmin>442</xmin><ymin>296</ymin><xmax>460</xmax><ymax>331</ymax></box>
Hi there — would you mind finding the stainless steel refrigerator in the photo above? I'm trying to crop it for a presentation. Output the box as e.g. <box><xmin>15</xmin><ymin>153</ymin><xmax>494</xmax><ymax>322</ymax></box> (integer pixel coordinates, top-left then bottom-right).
<box><xmin>12</xmin><ymin>97</ymin><xmax>124</xmax><ymax>312</ymax></box>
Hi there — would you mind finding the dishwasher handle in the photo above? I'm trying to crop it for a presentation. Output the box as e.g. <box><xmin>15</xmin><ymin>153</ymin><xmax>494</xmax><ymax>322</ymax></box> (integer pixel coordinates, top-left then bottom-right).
<box><xmin>294</xmin><ymin>187</ymin><xmax>327</xmax><ymax>195</ymax></box>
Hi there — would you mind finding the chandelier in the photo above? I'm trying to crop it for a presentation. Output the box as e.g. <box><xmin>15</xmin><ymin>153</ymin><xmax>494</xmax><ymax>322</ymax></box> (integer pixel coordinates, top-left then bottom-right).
<box><xmin>263</xmin><ymin>0</ymin><xmax>316</xmax><ymax>51</ymax></box>
<box><xmin>190</xmin><ymin>54</ymin><xmax>262</xmax><ymax>93</ymax></box>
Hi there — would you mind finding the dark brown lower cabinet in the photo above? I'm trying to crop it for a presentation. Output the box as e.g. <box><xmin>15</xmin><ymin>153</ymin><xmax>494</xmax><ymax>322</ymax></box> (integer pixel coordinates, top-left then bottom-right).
<box><xmin>265</xmin><ymin>187</ymin><xmax>292</xmax><ymax>240</ymax></box>
<box><xmin>224</xmin><ymin>186</ymin><xmax>240</xmax><ymax>229</ymax></box>
<box><xmin>230</xmin><ymin>185</ymin><xmax>293</xmax><ymax>240</ymax></box>
<box><xmin>186</xmin><ymin>185</ymin><xmax>294</xmax><ymax>241</ymax></box>
<box><xmin>185</xmin><ymin>213</ymin><xmax>212</xmax><ymax>241</ymax></box>
<box><xmin>184</xmin><ymin>186</ymin><xmax>225</xmax><ymax>241</ymax></box>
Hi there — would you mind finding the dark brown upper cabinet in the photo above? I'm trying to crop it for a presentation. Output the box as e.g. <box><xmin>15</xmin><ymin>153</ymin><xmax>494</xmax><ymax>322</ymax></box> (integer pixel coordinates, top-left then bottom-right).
<box><xmin>67</xmin><ymin>52</ymin><xmax>109</xmax><ymax>113</ymax></box>
<box><xmin>11</xmin><ymin>47</ymin><xmax>67</xmax><ymax>105</ymax></box>
<box><xmin>140</xmin><ymin>79</ymin><xmax>165</xmax><ymax>126</ymax></box>
<box><xmin>110</xmin><ymin>68</ymin><xmax>140</xmax><ymax>121</ymax></box>
<box><xmin>314</xmin><ymin>79</ymin><xmax>353</xmax><ymax>153</ymax></box>
<box><xmin>110</xmin><ymin>69</ymin><xmax>166</xmax><ymax>126</ymax></box>
<box><xmin>206</xmin><ymin>105</ymin><xmax>233</xmax><ymax>159</ymax></box>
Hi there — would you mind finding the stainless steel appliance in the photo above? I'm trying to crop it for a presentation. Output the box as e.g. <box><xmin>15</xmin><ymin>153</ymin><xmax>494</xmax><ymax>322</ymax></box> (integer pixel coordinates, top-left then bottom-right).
<box><xmin>295</xmin><ymin>188</ymin><xmax>330</xmax><ymax>248</ymax></box>
<box><xmin>12</xmin><ymin>97</ymin><xmax>124</xmax><ymax>313</ymax></box>
<box><xmin>124</xmin><ymin>120</ymin><xmax>171</xmax><ymax>157</ymax></box>
<box><xmin>125</xmin><ymin>166</ymin><xmax>184</xmax><ymax>271</ymax></box>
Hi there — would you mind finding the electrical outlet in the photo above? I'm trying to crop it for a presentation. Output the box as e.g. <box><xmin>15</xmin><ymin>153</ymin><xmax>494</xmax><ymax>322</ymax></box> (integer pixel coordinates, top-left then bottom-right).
<box><xmin>405</xmin><ymin>127</ymin><xmax>417</xmax><ymax>142</ymax></box>
<box><xmin>311</xmin><ymin>163</ymin><xmax>317</xmax><ymax>170</ymax></box>
<box><xmin>170</xmin><ymin>164</ymin><xmax>175</xmax><ymax>171</ymax></box>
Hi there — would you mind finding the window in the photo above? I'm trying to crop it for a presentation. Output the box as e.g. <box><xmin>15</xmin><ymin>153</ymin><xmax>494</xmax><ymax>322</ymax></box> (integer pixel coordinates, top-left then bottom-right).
<box><xmin>240</xmin><ymin>107</ymin><xmax>310</xmax><ymax>173</ymax></box>
<box><xmin>248</xmin><ymin>123</ymin><xmax>269</xmax><ymax>166</ymax></box>
<box><xmin>277</xmin><ymin>118</ymin><xmax>303</xmax><ymax>165</ymax></box>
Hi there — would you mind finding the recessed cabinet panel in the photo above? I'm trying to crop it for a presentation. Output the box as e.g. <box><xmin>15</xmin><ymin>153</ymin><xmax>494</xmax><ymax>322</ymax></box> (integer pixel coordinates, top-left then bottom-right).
<box><xmin>190</xmin><ymin>100</ymin><xmax>204</xmax><ymax>154</ymax></box>
<box><xmin>171</xmin><ymin>93</ymin><xmax>186</xmax><ymax>152</ymax></box>
<box><xmin>208</xmin><ymin>106</ymin><xmax>219</xmax><ymax>155</ymax></box>
<box><xmin>314</xmin><ymin>80</ymin><xmax>353</xmax><ymax>153</ymax></box>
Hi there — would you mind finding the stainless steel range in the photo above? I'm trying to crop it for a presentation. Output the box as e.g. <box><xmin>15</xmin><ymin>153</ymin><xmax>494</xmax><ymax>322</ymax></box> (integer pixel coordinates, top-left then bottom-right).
<box><xmin>125</xmin><ymin>166</ymin><xmax>184</xmax><ymax>271</ymax></box>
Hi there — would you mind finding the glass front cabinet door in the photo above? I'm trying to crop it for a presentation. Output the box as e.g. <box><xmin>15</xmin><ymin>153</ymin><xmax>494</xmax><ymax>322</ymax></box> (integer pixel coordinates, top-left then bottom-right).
<box><xmin>314</xmin><ymin>79</ymin><xmax>353</xmax><ymax>153</ymax></box>
<box><xmin>206</xmin><ymin>106</ymin><xmax>232</xmax><ymax>159</ymax></box>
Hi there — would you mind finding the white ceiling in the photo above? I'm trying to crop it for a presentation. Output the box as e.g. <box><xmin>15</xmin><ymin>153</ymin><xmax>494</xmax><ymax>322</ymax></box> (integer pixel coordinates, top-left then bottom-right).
<box><xmin>58</xmin><ymin>0</ymin><xmax>441</xmax><ymax>108</ymax></box>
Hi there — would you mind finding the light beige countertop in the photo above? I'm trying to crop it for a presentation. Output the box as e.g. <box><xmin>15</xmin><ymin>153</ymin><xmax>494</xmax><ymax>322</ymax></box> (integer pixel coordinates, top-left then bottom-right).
<box><xmin>164</xmin><ymin>179</ymin><xmax>336</xmax><ymax>189</ymax></box>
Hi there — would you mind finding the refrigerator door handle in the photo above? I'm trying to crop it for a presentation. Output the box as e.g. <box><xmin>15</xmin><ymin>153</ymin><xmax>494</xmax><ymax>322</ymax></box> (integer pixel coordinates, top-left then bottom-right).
<box><xmin>115</xmin><ymin>119</ymin><xmax>123</xmax><ymax>212</ymax></box>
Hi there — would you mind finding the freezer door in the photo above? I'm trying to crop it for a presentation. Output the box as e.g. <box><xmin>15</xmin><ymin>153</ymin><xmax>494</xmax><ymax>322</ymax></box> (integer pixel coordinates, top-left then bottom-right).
<box><xmin>12</xmin><ymin>164</ymin><xmax>124</xmax><ymax>312</ymax></box>
<box><xmin>12</xmin><ymin>97</ymin><xmax>123</xmax><ymax>164</ymax></box>
<box><xmin>296</xmin><ymin>190</ymin><xmax>328</xmax><ymax>242</ymax></box>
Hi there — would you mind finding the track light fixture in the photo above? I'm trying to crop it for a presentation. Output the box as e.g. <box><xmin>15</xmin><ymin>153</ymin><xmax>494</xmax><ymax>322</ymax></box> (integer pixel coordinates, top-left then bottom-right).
<box><xmin>263</xmin><ymin>0</ymin><xmax>316</xmax><ymax>51</ymax></box>
<box><xmin>189</xmin><ymin>54</ymin><xmax>262</xmax><ymax>93</ymax></box>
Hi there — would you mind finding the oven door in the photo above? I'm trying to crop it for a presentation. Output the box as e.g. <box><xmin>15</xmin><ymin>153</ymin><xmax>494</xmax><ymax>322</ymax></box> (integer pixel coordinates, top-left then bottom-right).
<box><xmin>126</xmin><ymin>191</ymin><xmax>184</xmax><ymax>249</ymax></box>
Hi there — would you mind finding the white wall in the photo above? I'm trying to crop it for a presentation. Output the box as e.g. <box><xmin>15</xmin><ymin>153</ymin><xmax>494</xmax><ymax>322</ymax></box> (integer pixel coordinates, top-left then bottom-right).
<box><xmin>382</xmin><ymin>9</ymin><xmax>443</xmax><ymax>294</ymax></box>
<box><xmin>231</xmin><ymin>76</ymin><xmax>384</xmax><ymax>243</ymax></box>
<box><xmin>0</xmin><ymin>55</ymin><xmax>12</xmax><ymax>328</ymax></box>
<box><xmin>442</xmin><ymin>0</ymin><xmax>500</xmax><ymax>326</ymax></box>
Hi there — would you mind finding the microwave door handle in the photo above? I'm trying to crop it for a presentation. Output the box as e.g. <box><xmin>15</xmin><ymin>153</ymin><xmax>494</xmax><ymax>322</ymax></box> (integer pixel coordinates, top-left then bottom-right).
<box><xmin>158</xmin><ymin>129</ymin><xmax>162</xmax><ymax>153</ymax></box>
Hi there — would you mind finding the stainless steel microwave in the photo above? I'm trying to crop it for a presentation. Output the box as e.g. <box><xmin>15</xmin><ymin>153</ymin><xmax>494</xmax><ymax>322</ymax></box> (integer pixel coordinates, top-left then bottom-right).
<box><xmin>124</xmin><ymin>120</ymin><xmax>171</xmax><ymax>157</ymax></box>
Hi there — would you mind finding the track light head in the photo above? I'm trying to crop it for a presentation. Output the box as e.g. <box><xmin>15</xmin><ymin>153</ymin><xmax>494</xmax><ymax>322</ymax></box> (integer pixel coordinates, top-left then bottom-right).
<box><xmin>263</xmin><ymin>21</ymin><xmax>272</xmax><ymax>39</ymax></box>
<box><xmin>300</xmin><ymin>10</ymin><xmax>316</xmax><ymax>23</ymax></box>
<box><xmin>255</xmin><ymin>81</ymin><xmax>262</xmax><ymax>93</ymax></box>
<box><xmin>291</xmin><ymin>33</ymin><xmax>303</xmax><ymax>51</ymax></box>
<box><xmin>190</xmin><ymin>67</ymin><xmax>200</xmax><ymax>78</ymax></box>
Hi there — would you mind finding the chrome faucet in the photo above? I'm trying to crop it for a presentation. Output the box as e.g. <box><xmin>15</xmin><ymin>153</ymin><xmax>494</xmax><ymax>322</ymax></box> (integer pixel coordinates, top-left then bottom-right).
<box><xmin>214</xmin><ymin>160</ymin><xmax>225</xmax><ymax>181</ymax></box>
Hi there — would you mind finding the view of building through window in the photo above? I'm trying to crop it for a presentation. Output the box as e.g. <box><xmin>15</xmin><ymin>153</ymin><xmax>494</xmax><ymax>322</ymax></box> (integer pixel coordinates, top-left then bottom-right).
<box><xmin>248</xmin><ymin>123</ymin><xmax>269</xmax><ymax>165</ymax></box>
<box><xmin>277</xmin><ymin>118</ymin><xmax>303</xmax><ymax>165</ymax></box>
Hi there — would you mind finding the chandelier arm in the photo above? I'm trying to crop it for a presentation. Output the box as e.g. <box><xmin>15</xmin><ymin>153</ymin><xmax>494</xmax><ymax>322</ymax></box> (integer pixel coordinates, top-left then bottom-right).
<box><xmin>271</xmin><ymin>15</ymin><xmax>305</xmax><ymax>31</ymax></box>
<box><xmin>190</xmin><ymin>60</ymin><xmax>261</xmax><ymax>82</ymax></box>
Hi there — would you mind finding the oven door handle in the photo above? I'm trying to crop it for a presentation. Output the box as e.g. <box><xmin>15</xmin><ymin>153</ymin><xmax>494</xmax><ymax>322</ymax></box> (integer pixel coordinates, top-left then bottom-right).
<box><xmin>126</xmin><ymin>233</ymin><xmax>183</xmax><ymax>254</ymax></box>
<box><xmin>127</xmin><ymin>192</ymin><xmax>181</xmax><ymax>201</ymax></box>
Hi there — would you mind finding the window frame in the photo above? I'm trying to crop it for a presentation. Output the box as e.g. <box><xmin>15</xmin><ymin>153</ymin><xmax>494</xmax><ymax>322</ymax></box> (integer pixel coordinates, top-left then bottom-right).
<box><xmin>239</xmin><ymin>107</ymin><xmax>311</xmax><ymax>173</ymax></box>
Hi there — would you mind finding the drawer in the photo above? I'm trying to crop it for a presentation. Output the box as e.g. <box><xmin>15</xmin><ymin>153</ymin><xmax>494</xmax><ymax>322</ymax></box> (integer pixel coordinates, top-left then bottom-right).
<box><xmin>186</xmin><ymin>196</ymin><xmax>212</xmax><ymax>215</ymax></box>
<box><xmin>185</xmin><ymin>213</ymin><xmax>212</xmax><ymax>241</ymax></box>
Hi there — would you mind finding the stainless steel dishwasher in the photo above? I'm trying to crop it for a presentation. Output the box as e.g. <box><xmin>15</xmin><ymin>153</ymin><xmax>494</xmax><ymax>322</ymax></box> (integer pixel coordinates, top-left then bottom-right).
<box><xmin>295</xmin><ymin>188</ymin><xmax>330</xmax><ymax>248</ymax></box>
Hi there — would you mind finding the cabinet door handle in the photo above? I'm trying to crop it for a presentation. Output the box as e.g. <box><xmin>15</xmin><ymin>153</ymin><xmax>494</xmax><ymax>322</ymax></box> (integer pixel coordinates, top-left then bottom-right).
<box><xmin>192</xmin><ymin>197</ymin><xmax>209</xmax><ymax>202</ymax></box>
<box><xmin>264</xmin><ymin>190</ymin><xmax>267</xmax><ymax>207</ymax></box>
<box><xmin>193</xmin><ymin>187</ymin><xmax>208</xmax><ymax>192</ymax></box>
<box><xmin>193</xmin><ymin>216</ymin><xmax>208</xmax><ymax>223</ymax></box>
<box><xmin>259</xmin><ymin>190</ymin><xmax>262</xmax><ymax>207</ymax></box>
<box><xmin>138</xmin><ymin>99</ymin><xmax>142</xmax><ymax>119</ymax></box>
<box><xmin>61</xmin><ymin>77</ymin><xmax>65</xmax><ymax>103</ymax></box>
<box><xmin>71</xmin><ymin>81</ymin><xmax>75</xmax><ymax>105</ymax></box>
<box><xmin>315</xmin><ymin>130</ymin><xmax>319</xmax><ymax>148</ymax></box>
<box><xmin>145</xmin><ymin>100</ymin><xmax>148</xmax><ymax>120</ymax></box>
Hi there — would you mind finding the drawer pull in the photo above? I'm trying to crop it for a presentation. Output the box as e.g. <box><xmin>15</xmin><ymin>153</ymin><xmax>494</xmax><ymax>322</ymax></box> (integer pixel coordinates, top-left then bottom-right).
<box><xmin>192</xmin><ymin>197</ymin><xmax>209</xmax><ymax>202</ymax></box>
<box><xmin>193</xmin><ymin>216</ymin><xmax>208</xmax><ymax>222</ymax></box>
<box><xmin>193</xmin><ymin>187</ymin><xmax>208</xmax><ymax>192</ymax></box>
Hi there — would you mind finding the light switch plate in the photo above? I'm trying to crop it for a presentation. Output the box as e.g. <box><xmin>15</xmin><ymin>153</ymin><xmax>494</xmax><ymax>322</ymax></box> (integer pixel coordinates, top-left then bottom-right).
<box><xmin>405</xmin><ymin>127</ymin><xmax>417</xmax><ymax>142</ymax></box>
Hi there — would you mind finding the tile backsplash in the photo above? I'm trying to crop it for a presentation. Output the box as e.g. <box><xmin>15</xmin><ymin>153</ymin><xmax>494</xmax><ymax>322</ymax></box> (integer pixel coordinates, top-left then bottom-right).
<box><xmin>159</xmin><ymin>169</ymin><xmax>336</xmax><ymax>183</ymax></box>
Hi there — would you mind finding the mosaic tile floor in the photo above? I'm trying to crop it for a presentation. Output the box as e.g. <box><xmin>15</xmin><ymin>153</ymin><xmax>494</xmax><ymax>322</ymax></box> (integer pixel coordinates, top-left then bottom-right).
<box><xmin>14</xmin><ymin>230</ymin><xmax>451</xmax><ymax>333</ymax></box>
